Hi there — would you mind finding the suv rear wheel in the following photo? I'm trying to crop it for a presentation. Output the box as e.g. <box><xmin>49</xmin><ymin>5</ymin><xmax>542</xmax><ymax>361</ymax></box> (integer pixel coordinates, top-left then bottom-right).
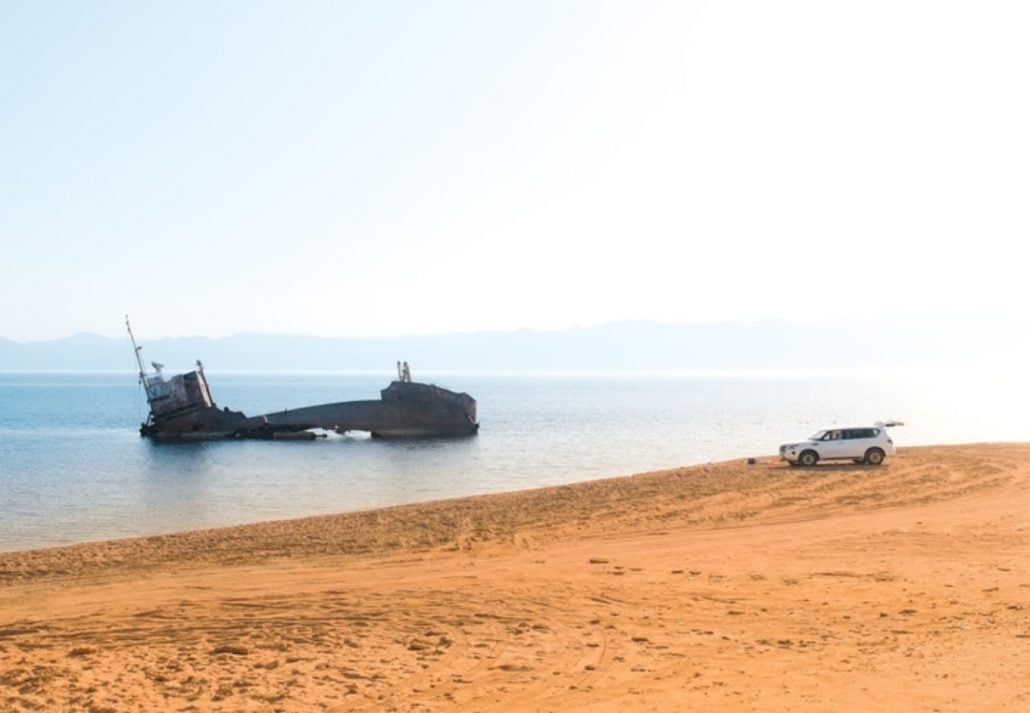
<box><xmin>799</xmin><ymin>450</ymin><xmax>819</xmax><ymax>467</ymax></box>
<box><xmin>864</xmin><ymin>448</ymin><xmax>885</xmax><ymax>466</ymax></box>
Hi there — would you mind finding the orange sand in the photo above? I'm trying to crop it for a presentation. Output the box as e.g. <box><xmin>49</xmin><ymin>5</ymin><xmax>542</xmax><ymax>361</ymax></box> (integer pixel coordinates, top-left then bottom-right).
<box><xmin>2</xmin><ymin>443</ymin><xmax>1029</xmax><ymax>711</ymax></box>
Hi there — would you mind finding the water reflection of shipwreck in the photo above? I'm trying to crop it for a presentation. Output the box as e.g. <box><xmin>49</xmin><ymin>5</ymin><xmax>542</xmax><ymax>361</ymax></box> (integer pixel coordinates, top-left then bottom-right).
<box><xmin>127</xmin><ymin>319</ymin><xmax>478</xmax><ymax>442</ymax></box>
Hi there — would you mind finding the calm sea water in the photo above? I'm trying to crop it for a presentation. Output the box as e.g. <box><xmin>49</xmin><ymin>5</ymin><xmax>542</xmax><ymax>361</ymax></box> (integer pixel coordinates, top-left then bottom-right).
<box><xmin>1</xmin><ymin>369</ymin><xmax>1027</xmax><ymax>551</ymax></box>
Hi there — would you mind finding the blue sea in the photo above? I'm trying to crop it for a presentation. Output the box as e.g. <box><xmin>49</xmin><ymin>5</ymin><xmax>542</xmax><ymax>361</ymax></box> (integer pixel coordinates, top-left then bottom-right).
<box><xmin>1</xmin><ymin>368</ymin><xmax>1026</xmax><ymax>551</ymax></box>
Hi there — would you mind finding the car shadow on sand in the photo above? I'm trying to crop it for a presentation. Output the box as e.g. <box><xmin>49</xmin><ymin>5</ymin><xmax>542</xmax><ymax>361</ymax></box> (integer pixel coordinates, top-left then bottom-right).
<box><xmin>779</xmin><ymin>462</ymin><xmax>889</xmax><ymax>473</ymax></box>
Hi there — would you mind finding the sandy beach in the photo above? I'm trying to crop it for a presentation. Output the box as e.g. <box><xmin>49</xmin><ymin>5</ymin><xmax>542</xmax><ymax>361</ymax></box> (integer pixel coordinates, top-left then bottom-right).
<box><xmin>1</xmin><ymin>443</ymin><xmax>1028</xmax><ymax>711</ymax></box>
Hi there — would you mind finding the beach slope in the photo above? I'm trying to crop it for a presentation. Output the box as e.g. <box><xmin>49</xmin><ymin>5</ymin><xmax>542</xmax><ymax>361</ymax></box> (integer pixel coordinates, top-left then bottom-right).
<box><xmin>2</xmin><ymin>443</ymin><xmax>1029</xmax><ymax>711</ymax></box>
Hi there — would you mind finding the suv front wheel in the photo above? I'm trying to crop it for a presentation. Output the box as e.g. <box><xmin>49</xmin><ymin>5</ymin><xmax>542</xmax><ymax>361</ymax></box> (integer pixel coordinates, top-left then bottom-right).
<box><xmin>799</xmin><ymin>450</ymin><xmax>819</xmax><ymax>467</ymax></box>
<box><xmin>864</xmin><ymin>448</ymin><xmax>885</xmax><ymax>466</ymax></box>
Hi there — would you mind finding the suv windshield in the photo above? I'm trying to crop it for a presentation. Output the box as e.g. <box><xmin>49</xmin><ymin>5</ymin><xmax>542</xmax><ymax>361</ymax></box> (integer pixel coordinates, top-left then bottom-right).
<box><xmin>809</xmin><ymin>430</ymin><xmax>827</xmax><ymax>440</ymax></box>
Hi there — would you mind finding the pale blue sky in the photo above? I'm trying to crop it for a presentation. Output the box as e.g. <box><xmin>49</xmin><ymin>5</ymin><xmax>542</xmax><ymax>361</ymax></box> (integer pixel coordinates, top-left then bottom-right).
<box><xmin>2</xmin><ymin>1</ymin><xmax>1027</xmax><ymax>340</ymax></box>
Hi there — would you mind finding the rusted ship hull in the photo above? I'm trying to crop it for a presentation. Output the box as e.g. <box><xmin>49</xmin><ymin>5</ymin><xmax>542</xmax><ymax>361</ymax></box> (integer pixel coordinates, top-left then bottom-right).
<box><xmin>140</xmin><ymin>385</ymin><xmax>479</xmax><ymax>442</ymax></box>
<box><xmin>126</xmin><ymin>318</ymin><xmax>478</xmax><ymax>442</ymax></box>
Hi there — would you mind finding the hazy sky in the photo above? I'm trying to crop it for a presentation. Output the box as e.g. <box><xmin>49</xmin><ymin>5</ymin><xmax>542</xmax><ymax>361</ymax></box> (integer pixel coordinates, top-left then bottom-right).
<box><xmin>2</xmin><ymin>1</ymin><xmax>1027</xmax><ymax>340</ymax></box>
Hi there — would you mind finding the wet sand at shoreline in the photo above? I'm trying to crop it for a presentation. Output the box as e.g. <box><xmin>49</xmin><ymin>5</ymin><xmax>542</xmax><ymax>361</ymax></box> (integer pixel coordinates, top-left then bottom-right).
<box><xmin>2</xmin><ymin>443</ymin><xmax>1029</xmax><ymax>711</ymax></box>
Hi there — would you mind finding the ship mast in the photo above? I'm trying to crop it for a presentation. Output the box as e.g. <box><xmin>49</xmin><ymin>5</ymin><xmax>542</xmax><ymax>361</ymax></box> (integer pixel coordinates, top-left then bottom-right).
<box><xmin>125</xmin><ymin>315</ymin><xmax>147</xmax><ymax>385</ymax></box>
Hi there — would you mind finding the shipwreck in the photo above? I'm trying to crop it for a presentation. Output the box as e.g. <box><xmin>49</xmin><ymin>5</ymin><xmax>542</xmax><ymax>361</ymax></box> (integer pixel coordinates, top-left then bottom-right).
<box><xmin>126</xmin><ymin>319</ymin><xmax>478</xmax><ymax>442</ymax></box>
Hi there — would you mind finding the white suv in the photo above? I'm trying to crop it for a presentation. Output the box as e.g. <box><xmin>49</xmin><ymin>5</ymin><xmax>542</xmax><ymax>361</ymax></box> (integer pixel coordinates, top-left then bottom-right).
<box><xmin>779</xmin><ymin>421</ymin><xmax>903</xmax><ymax>466</ymax></box>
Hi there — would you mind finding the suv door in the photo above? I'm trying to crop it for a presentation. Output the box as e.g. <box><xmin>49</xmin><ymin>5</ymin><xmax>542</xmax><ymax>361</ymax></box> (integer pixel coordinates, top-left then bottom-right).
<box><xmin>840</xmin><ymin>429</ymin><xmax>865</xmax><ymax>459</ymax></box>
<box><xmin>844</xmin><ymin>428</ymin><xmax>877</xmax><ymax>459</ymax></box>
<box><xmin>819</xmin><ymin>429</ymin><xmax>848</xmax><ymax>460</ymax></box>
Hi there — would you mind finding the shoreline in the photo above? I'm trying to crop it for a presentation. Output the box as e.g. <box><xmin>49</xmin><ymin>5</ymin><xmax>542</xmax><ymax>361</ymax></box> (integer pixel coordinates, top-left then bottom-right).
<box><xmin>3</xmin><ymin>442</ymin><xmax>1029</xmax><ymax>711</ymax></box>
<box><xmin>0</xmin><ymin>440</ymin><xmax>1015</xmax><ymax>562</ymax></box>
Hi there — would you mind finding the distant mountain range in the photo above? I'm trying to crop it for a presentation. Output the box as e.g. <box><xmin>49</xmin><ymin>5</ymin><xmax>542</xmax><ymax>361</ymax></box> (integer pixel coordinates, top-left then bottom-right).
<box><xmin>0</xmin><ymin>319</ymin><xmax>1024</xmax><ymax>371</ymax></box>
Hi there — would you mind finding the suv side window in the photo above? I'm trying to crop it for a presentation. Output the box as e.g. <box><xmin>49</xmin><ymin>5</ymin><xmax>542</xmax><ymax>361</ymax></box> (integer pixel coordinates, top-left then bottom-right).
<box><xmin>844</xmin><ymin>428</ymin><xmax>877</xmax><ymax>439</ymax></box>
